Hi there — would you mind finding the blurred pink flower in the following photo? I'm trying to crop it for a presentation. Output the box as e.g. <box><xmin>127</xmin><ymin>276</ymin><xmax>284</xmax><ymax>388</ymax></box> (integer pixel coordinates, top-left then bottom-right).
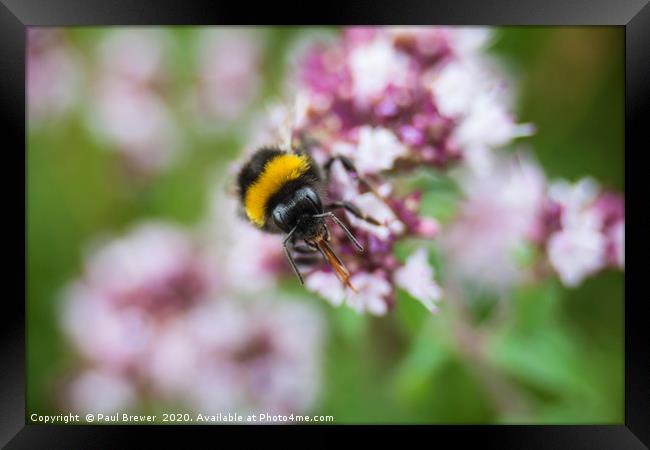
<box><xmin>66</xmin><ymin>369</ymin><xmax>137</xmax><ymax>415</ymax></box>
<box><xmin>442</xmin><ymin>155</ymin><xmax>546</xmax><ymax>290</ymax></box>
<box><xmin>27</xmin><ymin>28</ymin><xmax>82</xmax><ymax>123</ymax></box>
<box><xmin>189</xmin><ymin>29</ymin><xmax>264</xmax><ymax>127</ymax></box>
<box><xmin>60</xmin><ymin>219</ymin><xmax>325</xmax><ymax>416</ymax></box>
<box><xmin>97</xmin><ymin>29</ymin><xmax>171</xmax><ymax>85</ymax></box>
<box><xmin>61</xmin><ymin>282</ymin><xmax>155</xmax><ymax>371</ymax></box>
<box><xmin>83</xmin><ymin>223</ymin><xmax>213</xmax><ymax>313</ymax></box>
<box><xmin>86</xmin><ymin>29</ymin><xmax>183</xmax><ymax>175</ymax></box>
<box><xmin>88</xmin><ymin>78</ymin><xmax>181</xmax><ymax>173</ymax></box>
<box><xmin>148</xmin><ymin>300</ymin><xmax>324</xmax><ymax>415</ymax></box>
<box><xmin>60</xmin><ymin>222</ymin><xmax>213</xmax><ymax>372</ymax></box>
<box><xmin>201</xmin><ymin>183</ymin><xmax>286</xmax><ymax>293</ymax></box>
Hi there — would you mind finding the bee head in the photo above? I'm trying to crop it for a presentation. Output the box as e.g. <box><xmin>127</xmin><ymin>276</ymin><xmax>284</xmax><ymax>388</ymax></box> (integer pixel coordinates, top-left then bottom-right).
<box><xmin>296</xmin><ymin>214</ymin><xmax>328</xmax><ymax>243</ymax></box>
<box><xmin>271</xmin><ymin>186</ymin><xmax>325</xmax><ymax>237</ymax></box>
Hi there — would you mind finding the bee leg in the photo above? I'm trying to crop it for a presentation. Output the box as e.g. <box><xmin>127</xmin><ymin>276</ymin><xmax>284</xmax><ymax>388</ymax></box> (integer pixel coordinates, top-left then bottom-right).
<box><xmin>324</xmin><ymin>154</ymin><xmax>357</xmax><ymax>177</ymax></box>
<box><xmin>324</xmin><ymin>155</ymin><xmax>393</xmax><ymax>208</ymax></box>
<box><xmin>293</xmin><ymin>255</ymin><xmax>322</xmax><ymax>266</ymax></box>
<box><xmin>313</xmin><ymin>212</ymin><xmax>364</xmax><ymax>252</ymax></box>
<box><xmin>283</xmin><ymin>231</ymin><xmax>304</xmax><ymax>285</ymax></box>
<box><xmin>291</xmin><ymin>243</ymin><xmax>318</xmax><ymax>254</ymax></box>
<box><xmin>326</xmin><ymin>201</ymin><xmax>382</xmax><ymax>226</ymax></box>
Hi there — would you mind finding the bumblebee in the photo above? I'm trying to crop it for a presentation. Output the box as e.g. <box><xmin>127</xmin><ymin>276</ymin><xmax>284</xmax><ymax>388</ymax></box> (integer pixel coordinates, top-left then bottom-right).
<box><xmin>237</xmin><ymin>145</ymin><xmax>381</xmax><ymax>290</ymax></box>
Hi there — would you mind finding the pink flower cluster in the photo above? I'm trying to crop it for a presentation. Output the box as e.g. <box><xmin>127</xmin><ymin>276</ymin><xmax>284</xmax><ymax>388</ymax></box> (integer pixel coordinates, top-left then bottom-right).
<box><xmin>252</xmin><ymin>27</ymin><xmax>534</xmax><ymax>314</ymax></box>
<box><xmin>442</xmin><ymin>156</ymin><xmax>625</xmax><ymax>290</ymax></box>
<box><xmin>539</xmin><ymin>178</ymin><xmax>624</xmax><ymax>287</ymax></box>
<box><xmin>301</xmin><ymin>158</ymin><xmax>442</xmax><ymax>315</ymax></box>
<box><xmin>442</xmin><ymin>155</ymin><xmax>547</xmax><ymax>291</ymax></box>
<box><xmin>60</xmin><ymin>220</ymin><xmax>324</xmax><ymax>417</ymax></box>
<box><xmin>291</xmin><ymin>27</ymin><xmax>531</xmax><ymax>173</ymax></box>
<box><xmin>235</xmin><ymin>26</ymin><xmax>624</xmax><ymax>314</ymax></box>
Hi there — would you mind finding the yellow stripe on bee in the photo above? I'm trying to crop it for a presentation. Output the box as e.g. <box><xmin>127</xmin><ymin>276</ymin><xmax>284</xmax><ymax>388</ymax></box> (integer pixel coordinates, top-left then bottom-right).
<box><xmin>244</xmin><ymin>154</ymin><xmax>310</xmax><ymax>227</ymax></box>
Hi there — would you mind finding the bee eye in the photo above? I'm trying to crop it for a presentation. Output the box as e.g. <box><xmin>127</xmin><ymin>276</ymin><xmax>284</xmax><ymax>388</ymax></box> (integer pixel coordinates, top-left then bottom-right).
<box><xmin>272</xmin><ymin>208</ymin><xmax>289</xmax><ymax>230</ymax></box>
<box><xmin>303</xmin><ymin>188</ymin><xmax>322</xmax><ymax>213</ymax></box>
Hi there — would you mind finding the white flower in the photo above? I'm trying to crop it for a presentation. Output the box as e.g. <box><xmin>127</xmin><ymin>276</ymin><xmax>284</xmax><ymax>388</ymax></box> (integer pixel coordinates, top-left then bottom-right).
<box><xmin>544</xmin><ymin>177</ymin><xmax>614</xmax><ymax>286</ymax></box>
<box><xmin>394</xmin><ymin>248</ymin><xmax>442</xmax><ymax>312</ymax></box>
<box><xmin>305</xmin><ymin>271</ymin><xmax>346</xmax><ymax>306</ymax></box>
<box><xmin>306</xmin><ymin>269</ymin><xmax>391</xmax><ymax>316</ymax></box>
<box><xmin>446</xmin><ymin>27</ymin><xmax>493</xmax><ymax>57</ymax></box>
<box><xmin>338</xmin><ymin>126</ymin><xmax>407</xmax><ymax>175</ymax></box>
<box><xmin>547</xmin><ymin>224</ymin><xmax>606</xmax><ymax>287</ymax></box>
<box><xmin>454</xmin><ymin>93</ymin><xmax>517</xmax><ymax>149</ymax></box>
<box><xmin>345</xmin><ymin>272</ymin><xmax>391</xmax><ymax>316</ymax></box>
<box><xmin>549</xmin><ymin>177</ymin><xmax>602</xmax><ymax>229</ymax></box>
<box><xmin>346</xmin><ymin>192</ymin><xmax>405</xmax><ymax>241</ymax></box>
<box><xmin>429</xmin><ymin>60</ymin><xmax>481</xmax><ymax>118</ymax></box>
<box><xmin>348</xmin><ymin>38</ymin><xmax>409</xmax><ymax>103</ymax></box>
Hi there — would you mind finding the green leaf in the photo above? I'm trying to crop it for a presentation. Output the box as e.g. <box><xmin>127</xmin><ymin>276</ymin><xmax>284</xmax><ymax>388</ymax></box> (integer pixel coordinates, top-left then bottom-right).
<box><xmin>486</xmin><ymin>327</ymin><xmax>596</xmax><ymax>399</ymax></box>
<box><xmin>393</xmin><ymin>324</ymin><xmax>450</xmax><ymax>404</ymax></box>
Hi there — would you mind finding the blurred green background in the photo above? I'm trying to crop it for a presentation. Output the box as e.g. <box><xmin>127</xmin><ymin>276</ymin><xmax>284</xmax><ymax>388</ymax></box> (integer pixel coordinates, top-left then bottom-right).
<box><xmin>27</xmin><ymin>26</ymin><xmax>624</xmax><ymax>423</ymax></box>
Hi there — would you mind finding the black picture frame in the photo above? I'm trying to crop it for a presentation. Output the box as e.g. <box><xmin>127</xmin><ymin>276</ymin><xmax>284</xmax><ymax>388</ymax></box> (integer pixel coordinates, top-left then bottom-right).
<box><xmin>3</xmin><ymin>0</ymin><xmax>647</xmax><ymax>447</ymax></box>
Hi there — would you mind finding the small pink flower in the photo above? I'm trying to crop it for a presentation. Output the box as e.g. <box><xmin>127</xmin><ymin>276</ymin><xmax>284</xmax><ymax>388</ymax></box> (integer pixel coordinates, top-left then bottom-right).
<box><xmin>394</xmin><ymin>248</ymin><xmax>442</xmax><ymax>313</ymax></box>
<box><xmin>305</xmin><ymin>271</ymin><xmax>346</xmax><ymax>307</ymax></box>
<box><xmin>416</xmin><ymin>217</ymin><xmax>440</xmax><ymax>238</ymax></box>
<box><xmin>547</xmin><ymin>225</ymin><xmax>606</xmax><ymax>287</ymax></box>
<box><xmin>543</xmin><ymin>178</ymin><xmax>624</xmax><ymax>286</ymax></box>
<box><xmin>345</xmin><ymin>192</ymin><xmax>405</xmax><ymax>241</ymax></box>
<box><xmin>346</xmin><ymin>271</ymin><xmax>392</xmax><ymax>315</ymax></box>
